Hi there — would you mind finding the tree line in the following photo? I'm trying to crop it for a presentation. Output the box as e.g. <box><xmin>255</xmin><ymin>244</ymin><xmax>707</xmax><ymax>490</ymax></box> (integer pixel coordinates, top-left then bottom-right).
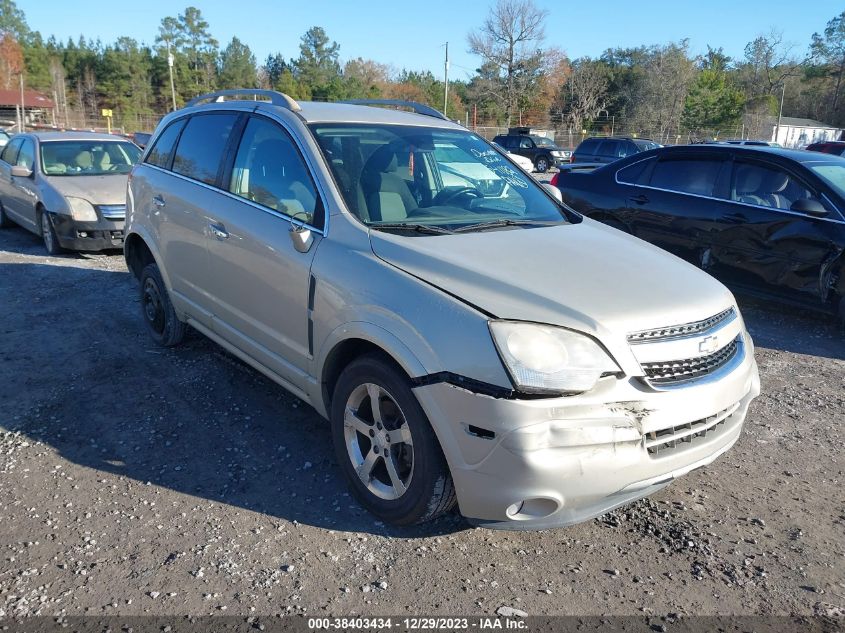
<box><xmin>1</xmin><ymin>0</ymin><xmax>845</xmax><ymax>141</ymax></box>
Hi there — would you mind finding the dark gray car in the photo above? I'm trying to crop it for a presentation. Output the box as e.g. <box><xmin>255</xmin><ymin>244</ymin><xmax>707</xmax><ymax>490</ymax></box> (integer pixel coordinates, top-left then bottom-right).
<box><xmin>0</xmin><ymin>131</ymin><xmax>141</xmax><ymax>254</ymax></box>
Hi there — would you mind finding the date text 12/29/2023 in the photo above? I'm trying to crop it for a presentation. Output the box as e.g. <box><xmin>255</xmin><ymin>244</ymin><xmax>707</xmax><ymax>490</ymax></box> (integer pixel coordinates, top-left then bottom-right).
<box><xmin>307</xmin><ymin>617</ymin><xmax>527</xmax><ymax>630</ymax></box>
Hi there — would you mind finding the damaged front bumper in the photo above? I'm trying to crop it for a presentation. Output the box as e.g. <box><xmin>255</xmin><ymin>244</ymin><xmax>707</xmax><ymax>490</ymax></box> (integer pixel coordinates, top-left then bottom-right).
<box><xmin>412</xmin><ymin>347</ymin><xmax>760</xmax><ymax>530</ymax></box>
<box><xmin>51</xmin><ymin>213</ymin><xmax>125</xmax><ymax>251</ymax></box>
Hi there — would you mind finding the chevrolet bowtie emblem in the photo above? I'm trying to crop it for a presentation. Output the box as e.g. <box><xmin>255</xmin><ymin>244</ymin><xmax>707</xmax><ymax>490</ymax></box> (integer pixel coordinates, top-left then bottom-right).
<box><xmin>699</xmin><ymin>335</ymin><xmax>720</xmax><ymax>354</ymax></box>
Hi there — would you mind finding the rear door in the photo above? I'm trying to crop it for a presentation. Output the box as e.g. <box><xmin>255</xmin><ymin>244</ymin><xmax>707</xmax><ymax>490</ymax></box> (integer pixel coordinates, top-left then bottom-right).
<box><xmin>620</xmin><ymin>151</ymin><xmax>731</xmax><ymax>263</ymax></box>
<box><xmin>140</xmin><ymin>112</ymin><xmax>239</xmax><ymax>327</ymax></box>
<box><xmin>203</xmin><ymin>114</ymin><xmax>323</xmax><ymax>391</ymax></box>
<box><xmin>711</xmin><ymin>156</ymin><xmax>842</xmax><ymax>303</ymax></box>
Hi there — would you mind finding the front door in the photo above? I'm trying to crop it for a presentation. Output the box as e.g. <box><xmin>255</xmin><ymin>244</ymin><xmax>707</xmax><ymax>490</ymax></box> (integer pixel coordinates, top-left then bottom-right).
<box><xmin>204</xmin><ymin>114</ymin><xmax>323</xmax><ymax>391</ymax></box>
<box><xmin>8</xmin><ymin>138</ymin><xmax>39</xmax><ymax>230</ymax></box>
<box><xmin>711</xmin><ymin>158</ymin><xmax>843</xmax><ymax>304</ymax></box>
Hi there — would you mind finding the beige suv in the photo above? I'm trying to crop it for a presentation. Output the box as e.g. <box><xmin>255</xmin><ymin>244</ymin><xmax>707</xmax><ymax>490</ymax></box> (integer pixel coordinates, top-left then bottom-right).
<box><xmin>125</xmin><ymin>90</ymin><xmax>760</xmax><ymax>529</ymax></box>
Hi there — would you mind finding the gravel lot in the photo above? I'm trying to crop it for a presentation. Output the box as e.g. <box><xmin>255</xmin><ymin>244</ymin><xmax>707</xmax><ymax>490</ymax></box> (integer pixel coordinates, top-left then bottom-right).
<box><xmin>0</xmin><ymin>224</ymin><xmax>843</xmax><ymax>621</ymax></box>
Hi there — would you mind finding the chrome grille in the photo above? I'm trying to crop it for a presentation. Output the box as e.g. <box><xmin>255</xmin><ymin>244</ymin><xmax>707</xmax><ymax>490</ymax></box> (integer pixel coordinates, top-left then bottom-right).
<box><xmin>642</xmin><ymin>336</ymin><xmax>740</xmax><ymax>385</ymax></box>
<box><xmin>628</xmin><ymin>308</ymin><xmax>735</xmax><ymax>344</ymax></box>
<box><xmin>99</xmin><ymin>204</ymin><xmax>125</xmax><ymax>220</ymax></box>
<box><xmin>646</xmin><ymin>402</ymin><xmax>740</xmax><ymax>457</ymax></box>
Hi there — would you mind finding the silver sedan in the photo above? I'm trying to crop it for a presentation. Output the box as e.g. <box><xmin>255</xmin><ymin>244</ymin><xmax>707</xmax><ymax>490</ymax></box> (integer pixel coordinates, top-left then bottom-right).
<box><xmin>0</xmin><ymin>131</ymin><xmax>141</xmax><ymax>254</ymax></box>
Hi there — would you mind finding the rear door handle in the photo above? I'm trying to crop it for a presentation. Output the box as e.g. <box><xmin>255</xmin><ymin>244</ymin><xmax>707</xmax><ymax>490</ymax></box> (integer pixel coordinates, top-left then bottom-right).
<box><xmin>152</xmin><ymin>195</ymin><xmax>165</xmax><ymax>208</ymax></box>
<box><xmin>629</xmin><ymin>194</ymin><xmax>649</xmax><ymax>205</ymax></box>
<box><xmin>208</xmin><ymin>221</ymin><xmax>229</xmax><ymax>240</ymax></box>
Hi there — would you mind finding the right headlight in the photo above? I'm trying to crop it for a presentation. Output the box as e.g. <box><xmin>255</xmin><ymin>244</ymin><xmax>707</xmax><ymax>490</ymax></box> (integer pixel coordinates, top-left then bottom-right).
<box><xmin>490</xmin><ymin>321</ymin><xmax>620</xmax><ymax>395</ymax></box>
<box><xmin>66</xmin><ymin>197</ymin><xmax>98</xmax><ymax>222</ymax></box>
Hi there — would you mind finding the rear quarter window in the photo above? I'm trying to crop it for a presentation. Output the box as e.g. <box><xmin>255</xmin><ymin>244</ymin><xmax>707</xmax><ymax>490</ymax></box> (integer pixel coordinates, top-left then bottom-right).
<box><xmin>617</xmin><ymin>157</ymin><xmax>655</xmax><ymax>185</ymax></box>
<box><xmin>146</xmin><ymin>118</ymin><xmax>187</xmax><ymax>169</ymax></box>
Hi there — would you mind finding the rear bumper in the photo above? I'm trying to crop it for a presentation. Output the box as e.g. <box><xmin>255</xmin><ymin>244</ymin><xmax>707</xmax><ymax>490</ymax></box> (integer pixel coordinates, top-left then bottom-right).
<box><xmin>52</xmin><ymin>214</ymin><xmax>124</xmax><ymax>251</ymax></box>
<box><xmin>413</xmin><ymin>347</ymin><xmax>760</xmax><ymax>530</ymax></box>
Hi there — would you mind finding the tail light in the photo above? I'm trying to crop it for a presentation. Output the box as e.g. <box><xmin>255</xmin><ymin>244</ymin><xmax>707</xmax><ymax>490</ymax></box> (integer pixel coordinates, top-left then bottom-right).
<box><xmin>549</xmin><ymin>172</ymin><xmax>559</xmax><ymax>188</ymax></box>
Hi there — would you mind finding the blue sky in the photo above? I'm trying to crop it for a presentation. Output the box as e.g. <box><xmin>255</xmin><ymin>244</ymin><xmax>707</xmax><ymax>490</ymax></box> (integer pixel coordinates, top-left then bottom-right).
<box><xmin>23</xmin><ymin>0</ymin><xmax>843</xmax><ymax>79</ymax></box>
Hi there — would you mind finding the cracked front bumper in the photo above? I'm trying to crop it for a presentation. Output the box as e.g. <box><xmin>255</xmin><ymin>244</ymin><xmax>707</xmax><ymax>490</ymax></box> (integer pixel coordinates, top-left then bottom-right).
<box><xmin>413</xmin><ymin>349</ymin><xmax>760</xmax><ymax>530</ymax></box>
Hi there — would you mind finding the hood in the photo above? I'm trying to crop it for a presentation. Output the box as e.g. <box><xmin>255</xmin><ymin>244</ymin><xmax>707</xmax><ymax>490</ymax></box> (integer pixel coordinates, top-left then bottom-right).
<box><xmin>370</xmin><ymin>219</ymin><xmax>735</xmax><ymax>337</ymax></box>
<box><xmin>45</xmin><ymin>174</ymin><xmax>128</xmax><ymax>205</ymax></box>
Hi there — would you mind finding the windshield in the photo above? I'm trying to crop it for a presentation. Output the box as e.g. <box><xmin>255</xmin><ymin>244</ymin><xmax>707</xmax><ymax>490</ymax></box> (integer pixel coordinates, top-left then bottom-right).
<box><xmin>40</xmin><ymin>140</ymin><xmax>141</xmax><ymax>176</ymax></box>
<box><xmin>809</xmin><ymin>162</ymin><xmax>845</xmax><ymax>201</ymax></box>
<box><xmin>309</xmin><ymin>123</ymin><xmax>567</xmax><ymax>232</ymax></box>
<box><xmin>533</xmin><ymin>136</ymin><xmax>556</xmax><ymax>148</ymax></box>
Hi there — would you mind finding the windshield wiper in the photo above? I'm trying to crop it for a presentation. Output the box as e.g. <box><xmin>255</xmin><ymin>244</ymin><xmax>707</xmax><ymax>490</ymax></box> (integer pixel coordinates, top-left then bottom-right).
<box><xmin>369</xmin><ymin>222</ymin><xmax>455</xmax><ymax>235</ymax></box>
<box><xmin>452</xmin><ymin>219</ymin><xmax>562</xmax><ymax>233</ymax></box>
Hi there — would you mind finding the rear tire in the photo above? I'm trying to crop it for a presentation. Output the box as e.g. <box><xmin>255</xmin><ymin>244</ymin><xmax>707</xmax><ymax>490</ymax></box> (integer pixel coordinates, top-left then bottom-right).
<box><xmin>330</xmin><ymin>353</ymin><xmax>456</xmax><ymax>526</ymax></box>
<box><xmin>139</xmin><ymin>262</ymin><xmax>186</xmax><ymax>347</ymax></box>
<box><xmin>40</xmin><ymin>212</ymin><xmax>64</xmax><ymax>255</ymax></box>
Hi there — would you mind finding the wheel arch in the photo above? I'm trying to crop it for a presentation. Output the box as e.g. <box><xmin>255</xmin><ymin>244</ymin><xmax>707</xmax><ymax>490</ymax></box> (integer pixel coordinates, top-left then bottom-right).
<box><xmin>316</xmin><ymin>324</ymin><xmax>429</xmax><ymax>419</ymax></box>
<box><xmin>123</xmin><ymin>229</ymin><xmax>172</xmax><ymax>289</ymax></box>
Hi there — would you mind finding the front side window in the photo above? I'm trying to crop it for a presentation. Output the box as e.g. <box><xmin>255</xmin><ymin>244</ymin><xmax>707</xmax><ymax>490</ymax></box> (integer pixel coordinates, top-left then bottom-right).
<box><xmin>732</xmin><ymin>161</ymin><xmax>816</xmax><ymax>211</ymax></box>
<box><xmin>533</xmin><ymin>136</ymin><xmax>556</xmax><ymax>148</ymax></box>
<box><xmin>39</xmin><ymin>140</ymin><xmax>141</xmax><ymax>176</ymax></box>
<box><xmin>1</xmin><ymin>138</ymin><xmax>22</xmax><ymax>164</ymax></box>
<box><xmin>519</xmin><ymin>137</ymin><xmax>533</xmax><ymax>149</ymax></box>
<box><xmin>229</xmin><ymin>116</ymin><xmax>320</xmax><ymax>226</ymax></box>
<box><xmin>650</xmin><ymin>158</ymin><xmax>723</xmax><ymax>197</ymax></box>
<box><xmin>309</xmin><ymin>123</ymin><xmax>568</xmax><ymax>233</ymax></box>
<box><xmin>146</xmin><ymin>118</ymin><xmax>186</xmax><ymax>169</ymax></box>
<box><xmin>16</xmin><ymin>139</ymin><xmax>35</xmax><ymax>170</ymax></box>
<box><xmin>172</xmin><ymin>113</ymin><xmax>238</xmax><ymax>185</ymax></box>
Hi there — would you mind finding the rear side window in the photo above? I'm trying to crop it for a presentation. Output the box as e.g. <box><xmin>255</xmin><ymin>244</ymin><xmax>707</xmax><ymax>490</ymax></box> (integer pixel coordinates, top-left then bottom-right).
<box><xmin>1</xmin><ymin>138</ymin><xmax>22</xmax><ymax>164</ymax></box>
<box><xmin>577</xmin><ymin>138</ymin><xmax>600</xmax><ymax>155</ymax></box>
<box><xmin>228</xmin><ymin>116</ymin><xmax>321</xmax><ymax>228</ymax></box>
<box><xmin>172</xmin><ymin>113</ymin><xmax>238</xmax><ymax>185</ymax></box>
<box><xmin>649</xmin><ymin>158</ymin><xmax>723</xmax><ymax>197</ymax></box>
<box><xmin>617</xmin><ymin>157</ymin><xmax>655</xmax><ymax>185</ymax></box>
<box><xmin>146</xmin><ymin>118</ymin><xmax>187</xmax><ymax>169</ymax></box>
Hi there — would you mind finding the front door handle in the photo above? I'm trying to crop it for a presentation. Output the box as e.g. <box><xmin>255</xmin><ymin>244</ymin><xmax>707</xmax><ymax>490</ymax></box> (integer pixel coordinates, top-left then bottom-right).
<box><xmin>208</xmin><ymin>222</ymin><xmax>229</xmax><ymax>240</ymax></box>
<box><xmin>629</xmin><ymin>194</ymin><xmax>649</xmax><ymax>205</ymax></box>
<box><xmin>152</xmin><ymin>195</ymin><xmax>165</xmax><ymax>208</ymax></box>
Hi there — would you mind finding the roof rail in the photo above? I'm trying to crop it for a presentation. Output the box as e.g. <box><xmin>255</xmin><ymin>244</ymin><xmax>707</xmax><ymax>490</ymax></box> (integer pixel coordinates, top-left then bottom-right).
<box><xmin>340</xmin><ymin>99</ymin><xmax>449</xmax><ymax>121</ymax></box>
<box><xmin>185</xmin><ymin>89</ymin><xmax>301</xmax><ymax>112</ymax></box>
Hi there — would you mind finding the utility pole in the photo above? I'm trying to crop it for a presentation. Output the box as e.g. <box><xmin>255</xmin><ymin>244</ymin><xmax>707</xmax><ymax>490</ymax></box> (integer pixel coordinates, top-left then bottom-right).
<box><xmin>167</xmin><ymin>41</ymin><xmax>177</xmax><ymax>111</ymax></box>
<box><xmin>775</xmin><ymin>82</ymin><xmax>786</xmax><ymax>146</ymax></box>
<box><xmin>443</xmin><ymin>42</ymin><xmax>449</xmax><ymax>117</ymax></box>
<box><xmin>19</xmin><ymin>72</ymin><xmax>25</xmax><ymax>132</ymax></box>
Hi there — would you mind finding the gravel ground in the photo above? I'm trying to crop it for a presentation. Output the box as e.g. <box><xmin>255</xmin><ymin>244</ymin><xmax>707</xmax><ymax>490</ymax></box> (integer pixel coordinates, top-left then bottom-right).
<box><xmin>0</xmin><ymin>224</ymin><xmax>843</xmax><ymax>620</ymax></box>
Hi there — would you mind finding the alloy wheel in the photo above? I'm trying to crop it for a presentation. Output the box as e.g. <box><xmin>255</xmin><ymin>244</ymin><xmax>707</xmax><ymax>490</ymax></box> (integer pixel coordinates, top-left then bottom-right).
<box><xmin>343</xmin><ymin>382</ymin><xmax>414</xmax><ymax>500</ymax></box>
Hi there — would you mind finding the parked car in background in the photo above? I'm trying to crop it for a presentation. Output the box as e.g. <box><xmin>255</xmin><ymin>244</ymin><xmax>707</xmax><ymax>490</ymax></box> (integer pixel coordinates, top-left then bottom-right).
<box><xmin>492</xmin><ymin>141</ymin><xmax>534</xmax><ymax>172</ymax></box>
<box><xmin>0</xmin><ymin>130</ymin><xmax>10</xmax><ymax>148</ymax></box>
<box><xmin>571</xmin><ymin>136</ymin><xmax>660</xmax><ymax>164</ymax></box>
<box><xmin>0</xmin><ymin>131</ymin><xmax>141</xmax><ymax>254</ymax></box>
<box><xmin>554</xmin><ymin>144</ymin><xmax>845</xmax><ymax>326</ymax></box>
<box><xmin>806</xmin><ymin>140</ymin><xmax>845</xmax><ymax>156</ymax></box>
<box><xmin>719</xmin><ymin>139</ymin><xmax>778</xmax><ymax>147</ymax></box>
<box><xmin>125</xmin><ymin>90</ymin><xmax>759</xmax><ymax>530</ymax></box>
<box><xmin>492</xmin><ymin>128</ymin><xmax>570</xmax><ymax>172</ymax></box>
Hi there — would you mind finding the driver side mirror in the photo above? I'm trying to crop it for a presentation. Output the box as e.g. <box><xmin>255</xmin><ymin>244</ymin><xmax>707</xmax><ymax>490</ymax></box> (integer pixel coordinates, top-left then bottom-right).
<box><xmin>288</xmin><ymin>211</ymin><xmax>315</xmax><ymax>253</ymax></box>
<box><xmin>11</xmin><ymin>165</ymin><xmax>33</xmax><ymax>178</ymax></box>
<box><xmin>790</xmin><ymin>198</ymin><xmax>828</xmax><ymax>217</ymax></box>
<box><xmin>542</xmin><ymin>182</ymin><xmax>563</xmax><ymax>204</ymax></box>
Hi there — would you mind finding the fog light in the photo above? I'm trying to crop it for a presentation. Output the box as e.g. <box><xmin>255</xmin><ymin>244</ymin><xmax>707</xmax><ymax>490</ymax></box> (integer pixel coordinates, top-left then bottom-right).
<box><xmin>505</xmin><ymin>497</ymin><xmax>561</xmax><ymax>520</ymax></box>
<box><xmin>77</xmin><ymin>231</ymin><xmax>88</xmax><ymax>238</ymax></box>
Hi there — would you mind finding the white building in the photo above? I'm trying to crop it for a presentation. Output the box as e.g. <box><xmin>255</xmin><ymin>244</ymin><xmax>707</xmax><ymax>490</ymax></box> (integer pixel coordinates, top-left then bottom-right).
<box><xmin>770</xmin><ymin>116</ymin><xmax>842</xmax><ymax>148</ymax></box>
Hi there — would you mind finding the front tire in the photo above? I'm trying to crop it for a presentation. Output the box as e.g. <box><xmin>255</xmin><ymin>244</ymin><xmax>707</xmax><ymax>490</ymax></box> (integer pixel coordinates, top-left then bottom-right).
<box><xmin>40</xmin><ymin>212</ymin><xmax>64</xmax><ymax>255</ymax></box>
<box><xmin>139</xmin><ymin>262</ymin><xmax>186</xmax><ymax>347</ymax></box>
<box><xmin>330</xmin><ymin>354</ymin><xmax>456</xmax><ymax>525</ymax></box>
<box><xmin>535</xmin><ymin>156</ymin><xmax>550</xmax><ymax>173</ymax></box>
<box><xmin>0</xmin><ymin>201</ymin><xmax>12</xmax><ymax>228</ymax></box>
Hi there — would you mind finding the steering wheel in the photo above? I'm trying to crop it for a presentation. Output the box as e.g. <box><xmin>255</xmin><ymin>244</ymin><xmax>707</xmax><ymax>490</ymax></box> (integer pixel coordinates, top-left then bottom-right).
<box><xmin>434</xmin><ymin>187</ymin><xmax>483</xmax><ymax>206</ymax></box>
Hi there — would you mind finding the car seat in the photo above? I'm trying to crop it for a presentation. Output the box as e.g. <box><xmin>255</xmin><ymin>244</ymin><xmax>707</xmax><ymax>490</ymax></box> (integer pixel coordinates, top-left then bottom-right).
<box><xmin>360</xmin><ymin>144</ymin><xmax>418</xmax><ymax>222</ymax></box>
